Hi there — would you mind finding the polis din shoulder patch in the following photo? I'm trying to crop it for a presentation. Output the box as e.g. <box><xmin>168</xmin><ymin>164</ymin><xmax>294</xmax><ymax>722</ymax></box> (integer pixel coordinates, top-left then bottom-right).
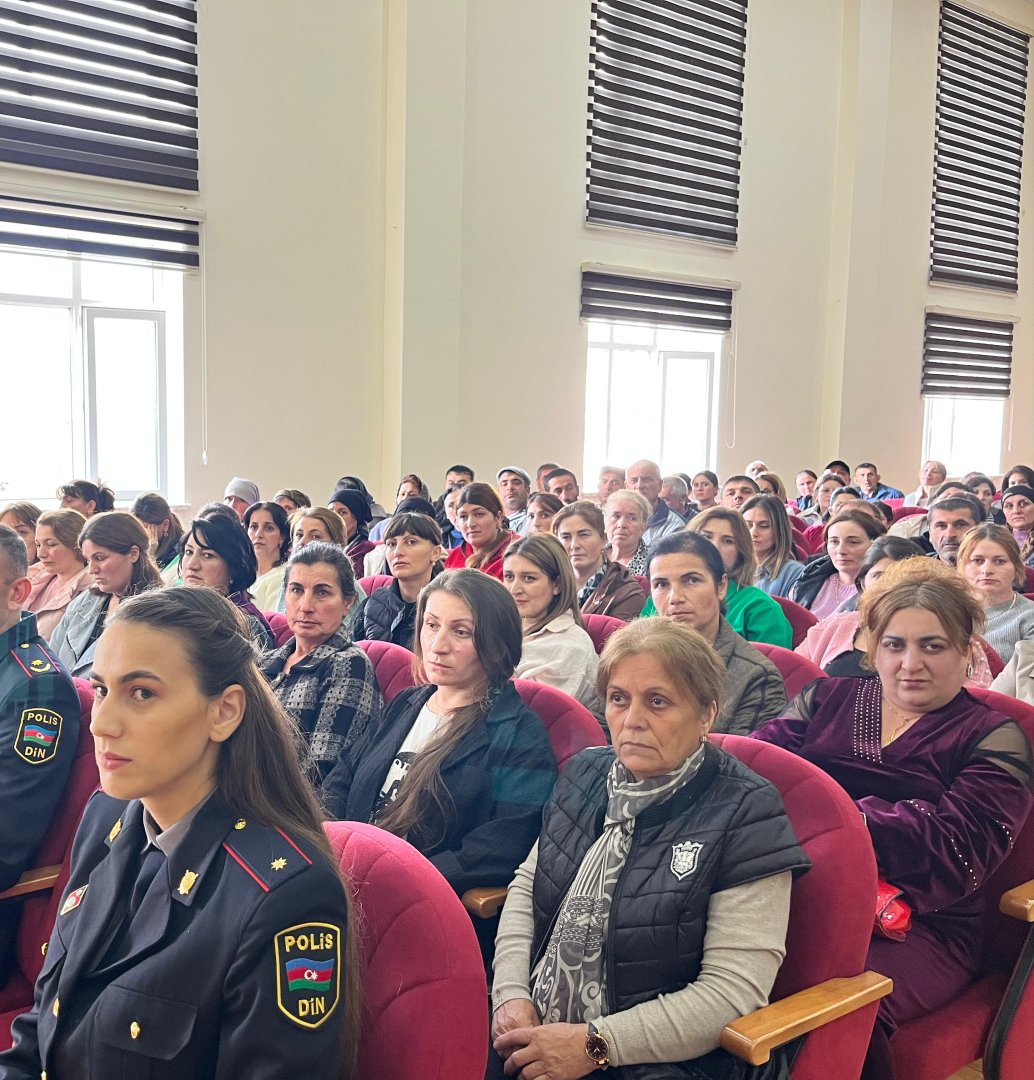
<box><xmin>274</xmin><ymin>922</ymin><xmax>340</xmax><ymax>1029</ymax></box>
<box><xmin>14</xmin><ymin>708</ymin><xmax>63</xmax><ymax>765</ymax></box>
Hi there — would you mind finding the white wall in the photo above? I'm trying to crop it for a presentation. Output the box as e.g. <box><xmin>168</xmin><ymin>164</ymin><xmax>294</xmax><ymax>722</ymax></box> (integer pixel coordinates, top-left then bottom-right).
<box><xmin>2</xmin><ymin>0</ymin><xmax>1030</xmax><ymax>509</ymax></box>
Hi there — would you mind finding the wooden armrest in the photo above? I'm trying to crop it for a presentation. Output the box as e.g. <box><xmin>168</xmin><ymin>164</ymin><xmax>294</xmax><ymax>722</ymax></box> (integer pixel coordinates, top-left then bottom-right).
<box><xmin>462</xmin><ymin>886</ymin><xmax>508</xmax><ymax>919</ymax></box>
<box><xmin>0</xmin><ymin>865</ymin><xmax>62</xmax><ymax>902</ymax></box>
<box><xmin>720</xmin><ymin>971</ymin><xmax>893</xmax><ymax>1065</ymax></box>
<box><xmin>1000</xmin><ymin>877</ymin><xmax>1034</xmax><ymax>923</ymax></box>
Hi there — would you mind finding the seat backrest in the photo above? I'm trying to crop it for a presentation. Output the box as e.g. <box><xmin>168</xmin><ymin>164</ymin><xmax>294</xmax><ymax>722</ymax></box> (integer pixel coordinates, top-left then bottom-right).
<box><xmin>15</xmin><ymin>678</ymin><xmax>99</xmax><ymax>985</ymax></box>
<box><xmin>751</xmin><ymin>642</ymin><xmax>826</xmax><ymax>700</ymax></box>
<box><xmin>582</xmin><ymin>613</ymin><xmax>625</xmax><ymax>655</ymax></box>
<box><xmin>965</xmin><ymin>688</ymin><xmax>1034</xmax><ymax>974</ymax></box>
<box><xmin>771</xmin><ymin>596</ymin><xmax>819</xmax><ymax>650</ymax></box>
<box><xmin>324</xmin><ymin>821</ymin><xmax>488</xmax><ymax>1080</ymax></box>
<box><xmin>512</xmin><ymin>679</ymin><xmax>605</xmax><ymax>769</ymax></box>
<box><xmin>892</xmin><ymin>505</ymin><xmax>928</xmax><ymax>522</ymax></box>
<box><xmin>977</xmin><ymin>636</ymin><xmax>1005</xmax><ymax>678</ymax></box>
<box><xmin>712</xmin><ymin>735</ymin><xmax>877</xmax><ymax>993</ymax></box>
<box><xmin>354</xmin><ymin>640</ymin><xmax>417</xmax><ymax>704</ymax></box>
<box><xmin>358</xmin><ymin>574</ymin><xmax>395</xmax><ymax>597</ymax></box>
<box><xmin>1025</xmin><ymin>566</ymin><xmax>1034</xmax><ymax>593</ymax></box>
<box><xmin>262</xmin><ymin>611</ymin><xmax>292</xmax><ymax>647</ymax></box>
<box><xmin>712</xmin><ymin>734</ymin><xmax>879</xmax><ymax>1080</ymax></box>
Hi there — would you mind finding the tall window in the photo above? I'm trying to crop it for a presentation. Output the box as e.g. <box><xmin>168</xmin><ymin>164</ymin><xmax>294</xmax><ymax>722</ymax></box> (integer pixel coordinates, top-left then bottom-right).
<box><xmin>920</xmin><ymin>311</ymin><xmax>1013</xmax><ymax>476</ymax></box>
<box><xmin>0</xmin><ymin>250</ymin><xmax>184</xmax><ymax>504</ymax></box>
<box><xmin>586</xmin><ymin>0</ymin><xmax>749</xmax><ymax>244</ymax></box>
<box><xmin>583</xmin><ymin>320</ymin><xmax>723</xmax><ymax>484</ymax></box>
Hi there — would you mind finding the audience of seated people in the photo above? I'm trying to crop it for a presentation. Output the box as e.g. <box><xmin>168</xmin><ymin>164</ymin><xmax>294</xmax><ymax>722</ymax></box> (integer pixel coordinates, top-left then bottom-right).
<box><xmin>7</xmin><ymin>453</ymin><xmax>1034</xmax><ymax>1079</ymax></box>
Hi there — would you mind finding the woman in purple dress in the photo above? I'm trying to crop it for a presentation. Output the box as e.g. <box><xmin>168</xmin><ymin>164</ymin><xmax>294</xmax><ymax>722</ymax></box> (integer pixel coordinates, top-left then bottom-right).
<box><xmin>752</xmin><ymin>558</ymin><xmax>1033</xmax><ymax>1079</ymax></box>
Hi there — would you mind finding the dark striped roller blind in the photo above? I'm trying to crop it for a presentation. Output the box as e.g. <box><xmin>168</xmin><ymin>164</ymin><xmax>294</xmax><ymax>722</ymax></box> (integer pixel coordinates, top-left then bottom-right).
<box><xmin>930</xmin><ymin>2</ymin><xmax>1030</xmax><ymax>292</ymax></box>
<box><xmin>581</xmin><ymin>270</ymin><xmax>732</xmax><ymax>331</ymax></box>
<box><xmin>0</xmin><ymin>195</ymin><xmax>200</xmax><ymax>267</ymax></box>
<box><xmin>587</xmin><ymin>0</ymin><xmax>748</xmax><ymax>245</ymax></box>
<box><xmin>0</xmin><ymin>0</ymin><xmax>198</xmax><ymax>190</ymax></box>
<box><xmin>922</xmin><ymin>312</ymin><xmax>1013</xmax><ymax>398</ymax></box>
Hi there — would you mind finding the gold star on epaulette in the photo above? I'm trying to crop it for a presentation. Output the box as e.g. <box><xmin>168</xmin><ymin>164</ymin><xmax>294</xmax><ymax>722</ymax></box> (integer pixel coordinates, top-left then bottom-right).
<box><xmin>271</xmin><ymin>857</ymin><xmax>287</xmax><ymax>871</ymax></box>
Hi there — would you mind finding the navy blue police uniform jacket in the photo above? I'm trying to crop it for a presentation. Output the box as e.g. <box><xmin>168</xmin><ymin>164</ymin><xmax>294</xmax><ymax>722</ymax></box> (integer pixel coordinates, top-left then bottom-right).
<box><xmin>0</xmin><ymin>612</ymin><xmax>79</xmax><ymax>980</ymax></box>
<box><xmin>0</xmin><ymin>792</ymin><xmax>349</xmax><ymax>1080</ymax></box>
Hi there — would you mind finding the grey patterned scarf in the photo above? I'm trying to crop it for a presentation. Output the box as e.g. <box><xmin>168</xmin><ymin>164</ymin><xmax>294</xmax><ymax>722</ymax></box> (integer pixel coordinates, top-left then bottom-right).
<box><xmin>530</xmin><ymin>744</ymin><xmax>706</xmax><ymax>1024</ymax></box>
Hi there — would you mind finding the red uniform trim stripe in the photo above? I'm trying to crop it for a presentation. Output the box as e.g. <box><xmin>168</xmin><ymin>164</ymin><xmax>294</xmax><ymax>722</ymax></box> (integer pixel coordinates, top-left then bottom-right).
<box><xmin>222</xmin><ymin>842</ymin><xmax>270</xmax><ymax>892</ymax></box>
<box><xmin>10</xmin><ymin>651</ymin><xmax>31</xmax><ymax>677</ymax></box>
<box><xmin>276</xmin><ymin>828</ymin><xmax>312</xmax><ymax>864</ymax></box>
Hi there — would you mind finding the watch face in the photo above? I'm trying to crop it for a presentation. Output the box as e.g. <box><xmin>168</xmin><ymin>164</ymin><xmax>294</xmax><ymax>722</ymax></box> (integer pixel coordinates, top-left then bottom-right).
<box><xmin>586</xmin><ymin>1032</ymin><xmax>609</xmax><ymax>1064</ymax></box>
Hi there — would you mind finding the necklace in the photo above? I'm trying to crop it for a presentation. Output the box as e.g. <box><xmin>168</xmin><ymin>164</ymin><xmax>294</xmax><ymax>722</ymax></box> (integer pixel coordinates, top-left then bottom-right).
<box><xmin>883</xmin><ymin>700</ymin><xmax>924</xmax><ymax>742</ymax></box>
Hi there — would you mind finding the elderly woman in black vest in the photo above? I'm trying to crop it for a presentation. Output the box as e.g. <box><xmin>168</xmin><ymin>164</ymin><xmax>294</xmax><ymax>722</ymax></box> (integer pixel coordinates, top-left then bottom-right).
<box><xmin>491</xmin><ymin>617</ymin><xmax>809</xmax><ymax>1080</ymax></box>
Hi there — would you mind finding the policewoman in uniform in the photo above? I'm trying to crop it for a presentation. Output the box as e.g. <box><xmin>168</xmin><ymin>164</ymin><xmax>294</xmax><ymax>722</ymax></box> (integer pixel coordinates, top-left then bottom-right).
<box><xmin>0</xmin><ymin>587</ymin><xmax>358</xmax><ymax>1080</ymax></box>
<box><xmin>0</xmin><ymin>525</ymin><xmax>79</xmax><ymax>983</ymax></box>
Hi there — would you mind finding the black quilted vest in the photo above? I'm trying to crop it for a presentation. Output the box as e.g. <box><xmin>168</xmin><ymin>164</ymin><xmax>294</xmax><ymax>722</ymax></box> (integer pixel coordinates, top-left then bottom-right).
<box><xmin>531</xmin><ymin>744</ymin><xmax>810</xmax><ymax>1014</ymax></box>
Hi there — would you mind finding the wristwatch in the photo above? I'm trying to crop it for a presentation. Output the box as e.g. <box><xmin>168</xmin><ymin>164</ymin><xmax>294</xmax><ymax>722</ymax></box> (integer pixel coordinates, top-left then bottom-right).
<box><xmin>585</xmin><ymin>1022</ymin><xmax>610</xmax><ymax>1069</ymax></box>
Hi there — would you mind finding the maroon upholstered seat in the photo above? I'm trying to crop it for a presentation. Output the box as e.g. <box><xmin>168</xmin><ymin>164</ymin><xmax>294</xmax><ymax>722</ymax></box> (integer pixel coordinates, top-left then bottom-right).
<box><xmin>712</xmin><ymin>734</ymin><xmax>886</xmax><ymax>1080</ymax></box>
<box><xmin>354</xmin><ymin>640</ymin><xmax>417</xmax><ymax>704</ymax></box>
<box><xmin>888</xmin><ymin>688</ymin><xmax>1034</xmax><ymax>1080</ymax></box>
<box><xmin>752</xmin><ymin>642</ymin><xmax>827</xmax><ymax>700</ymax></box>
<box><xmin>0</xmin><ymin>679</ymin><xmax>99</xmax><ymax>1033</ymax></box>
<box><xmin>772</xmin><ymin>596</ymin><xmax>818</xmax><ymax>649</ymax></box>
<box><xmin>512</xmin><ymin>679</ymin><xmax>605</xmax><ymax>768</ymax></box>
<box><xmin>358</xmin><ymin>574</ymin><xmax>395</xmax><ymax>597</ymax></box>
<box><xmin>324</xmin><ymin>821</ymin><xmax>488</xmax><ymax>1080</ymax></box>
<box><xmin>263</xmin><ymin>611</ymin><xmax>292</xmax><ymax>647</ymax></box>
<box><xmin>582</xmin><ymin>613</ymin><xmax>625</xmax><ymax>655</ymax></box>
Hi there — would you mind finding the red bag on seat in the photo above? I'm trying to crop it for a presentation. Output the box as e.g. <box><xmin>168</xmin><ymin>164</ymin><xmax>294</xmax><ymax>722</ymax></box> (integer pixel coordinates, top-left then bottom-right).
<box><xmin>874</xmin><ymin>879</ymin><xmax>912</xmax><ymax>941</ymax></box>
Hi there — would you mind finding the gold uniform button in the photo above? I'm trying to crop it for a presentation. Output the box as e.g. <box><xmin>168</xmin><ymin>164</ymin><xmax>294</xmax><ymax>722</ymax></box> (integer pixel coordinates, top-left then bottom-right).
<box><xmin>40</xmin><ymin>941</ymin><xmax>47</xmax><ymax>956</ymax></box>
<box><xmin>130</xmin><ymin>1021</ymin><xmax>141</xmax><ymax>1040</ymax></box>
<box><xmin>51</xmin><ymin>997</ymin><xmax>59</xmax><ymax>1017</ymax></box>
<box><xmin>234</xmin><ymin>818</ymin><xmax>246</xmax><ymax>830</ymax></box>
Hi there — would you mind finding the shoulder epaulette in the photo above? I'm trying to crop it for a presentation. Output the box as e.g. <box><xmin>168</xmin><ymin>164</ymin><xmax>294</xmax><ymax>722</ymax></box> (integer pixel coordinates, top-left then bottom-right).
<box><xmin>221</xmin><ymin>818</ymin><xmax>315</xmax><ymax>893</ymax></box>
<box><xmin>10</xmin><ymin>641</ymin><xmax>66</xmax><ymax>679</ymax></box>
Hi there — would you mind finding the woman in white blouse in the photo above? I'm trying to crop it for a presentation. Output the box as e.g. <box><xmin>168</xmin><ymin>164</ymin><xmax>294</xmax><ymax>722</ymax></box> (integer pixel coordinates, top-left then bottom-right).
<box><xmin>503</xmin><ymin>534</ymin><xmax>599</xmax><ymax>713</ymax></box>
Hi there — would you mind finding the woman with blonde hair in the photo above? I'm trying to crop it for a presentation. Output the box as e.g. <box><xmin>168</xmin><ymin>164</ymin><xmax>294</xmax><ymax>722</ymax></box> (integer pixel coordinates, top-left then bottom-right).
<box><xmin>26</xmin><ymin>508</ymin><xmax>89</xmax><ymax>639</ymax></box>
<box><xmin>755</xmin><ymin>471</ymin><xmax>787</xmax><ymax>502</ymax></box>
<box><xmin>503</xmin><ymin>534</ymin><xmax>600</xmax><ymax>711</ymax></box>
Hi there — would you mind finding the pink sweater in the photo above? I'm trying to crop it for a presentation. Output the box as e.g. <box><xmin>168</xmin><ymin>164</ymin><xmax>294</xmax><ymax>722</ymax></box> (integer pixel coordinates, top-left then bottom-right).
<box><xmin>795</xmin><ymin>610</ymin><xmax>992</xmax><ymax>687</ymax></box>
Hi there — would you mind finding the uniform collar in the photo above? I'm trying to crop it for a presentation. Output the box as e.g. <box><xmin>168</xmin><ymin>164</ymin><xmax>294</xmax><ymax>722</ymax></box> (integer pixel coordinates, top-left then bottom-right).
<box><xmin>142</xmin><ymin>792</ymin><xmax>216</xmax><ymax>858</ymax></box>
<box><xmin>108</xmin><ymin>796</ymin><xmax>238</xmax><ymax>907</ymax></box>
<box><xmin>0</xmin><ymin>610</ymin><xmax>40</xmax><ymax>651</ymax></box>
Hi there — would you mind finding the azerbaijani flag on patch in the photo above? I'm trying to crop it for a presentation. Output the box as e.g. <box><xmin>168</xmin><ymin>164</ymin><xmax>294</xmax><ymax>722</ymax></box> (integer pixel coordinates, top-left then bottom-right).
<box><xmin>23</xmin><ymin>726</ymin><xmax>55</xmax><ymax>746</ymax></box>
<box><xmin>284</xmin><ymin>957</ymin><xmax>335</xmax><ymax>992</ymax></box>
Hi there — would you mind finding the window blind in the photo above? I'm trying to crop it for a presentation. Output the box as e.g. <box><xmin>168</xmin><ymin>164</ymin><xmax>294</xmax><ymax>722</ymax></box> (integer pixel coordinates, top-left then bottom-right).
<box><xmin>581</xmin><ymin>270</ymin><xmax>732</xmax><ymax>331</ymax></box>
<box><xmin>930</xmin><ymin>2</ymin><xmax>1029</xmax><ymax>292</ymax></box>
<box><xmin>0</xmin><ymin>0</ymin><xmax>198</xmax><ymax>190</ymax></box>
<box><xmin>921</xmin><ymin>311</ymin><xmax>1013</xmax><ymax>398</ymax></box>
<box><xmin>587</xmin><ymin>0</ymin><xmax>748</xmax><ymax>245</ymax></box>
<box><xmin>0</xmin><ymin>195</ymin><xmax>200</xmax><ymax>267</ymax></box>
